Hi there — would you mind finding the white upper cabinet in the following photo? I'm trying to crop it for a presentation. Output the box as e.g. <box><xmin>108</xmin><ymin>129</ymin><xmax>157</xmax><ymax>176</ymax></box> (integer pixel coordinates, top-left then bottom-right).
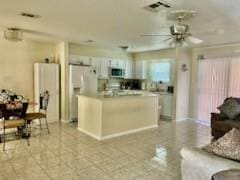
<box><xmin>109</xmin><ymin>59</ymin><xmax>118</xmax><ymax>68</ymax></box>
<box><xmin>135</xmin><ymin>60</ymin><xmax>148</xmax><ymax>79</ymax></box>
<box><xmin>99</xmin><ymin>58</ymin><xmax>110</xmax><ymax>79</ymax></box>
<box><xmin>91</xmin><ymin>58</ymin><xmax>101</xmax><ymax>77</ymax></box>
<box><xmin>109</xmin><ymin>59</ymin><xmax>125</xmax><ymax>68</ymax></box>
<box><xmin>125</xmin><ymin>60</ymin><xmax>134</xmax><ymax>79</ymax></box>
<box><xmin>69</xmin><ymin>55</ymin><xmax>136</xmax><ymax>79</ymax></box>
<box><xmin>82</xmin><ymin>57</ymin><xmax>91</xmax><ymax>65</ymax></box>
<box><xmin>118</xmin><ymin>60</ymin><xmax>126</xmax><ymax>69</ymax></box>
<box><xmin>69</xmin><ymin>55</ymin><xmax>91</xmax><ymax>65</ymax></box>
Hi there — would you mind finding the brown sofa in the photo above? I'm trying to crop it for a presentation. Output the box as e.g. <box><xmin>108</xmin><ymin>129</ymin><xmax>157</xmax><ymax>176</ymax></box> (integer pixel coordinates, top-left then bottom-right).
<box><xmin>211</xmin><ymin>97</ymin><xmax>240</xmax><ymax>139</ymax></box>
<box><xmin>211</xmin><ymin>113</ymin><xmax>240</xmax><ymax>139</ymax></box>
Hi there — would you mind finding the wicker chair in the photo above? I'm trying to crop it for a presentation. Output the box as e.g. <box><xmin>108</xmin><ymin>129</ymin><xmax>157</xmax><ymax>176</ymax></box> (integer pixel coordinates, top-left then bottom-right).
<box><xmin>24</xmin><ymin>90</ymin><xmax>50</xmax><ymax>133</ymax></box>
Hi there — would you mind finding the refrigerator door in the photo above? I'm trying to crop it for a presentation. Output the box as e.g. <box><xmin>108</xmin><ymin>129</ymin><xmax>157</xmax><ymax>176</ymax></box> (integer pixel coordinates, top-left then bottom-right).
<box><xmin>83</xmin><ymin>71</ymin><xmax>98</xmax><ymax>95</ymax></box>
<box><xmin>69</xmin><ymin>65</ymin><xmax>97</xmax><ymax>121</ymax></box>
<box><xmin>70</xmin><ymin>65</ymin><xmax>89</xmax><ymax>88</ymax></box>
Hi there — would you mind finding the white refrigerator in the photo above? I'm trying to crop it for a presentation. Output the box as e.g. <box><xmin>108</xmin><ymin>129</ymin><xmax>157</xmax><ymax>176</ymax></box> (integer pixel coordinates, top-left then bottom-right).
<box><xmin>69</xmin><ymin>65</ymin><xmax>97</xmax><ymax>121</ymax></box>
<box><xmin>34</xmin><ymin>63</ymin><xmax>60</xmax><ymax>122</ymax></box>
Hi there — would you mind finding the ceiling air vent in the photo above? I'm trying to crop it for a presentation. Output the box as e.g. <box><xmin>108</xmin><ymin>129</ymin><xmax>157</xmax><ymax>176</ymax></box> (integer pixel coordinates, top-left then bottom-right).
<box><xmin>144</xmin><ymin>1</ymin><xmax>171</xmax><ymax>12</ymax></box>
<box><xmin>21</xmin><ymin>12</ymin><xmax>41</xmax><ymax>18</ymax></box>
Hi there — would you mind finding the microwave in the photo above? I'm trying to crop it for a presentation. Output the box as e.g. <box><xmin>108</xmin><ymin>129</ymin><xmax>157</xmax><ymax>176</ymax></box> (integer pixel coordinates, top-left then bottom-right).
<box><xmin>109</xmin><ymin>68</ymin><xmax>125</xmax><ymax>78</ymax></box>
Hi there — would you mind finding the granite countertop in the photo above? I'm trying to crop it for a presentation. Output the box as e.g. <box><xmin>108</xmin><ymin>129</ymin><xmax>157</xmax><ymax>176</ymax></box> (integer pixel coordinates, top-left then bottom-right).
<box><xmin>77</xmin><ymin>91</ymin><xmax>158</xmax><ymax>100</ymax></box>
<box><xmin>150</xmin><ymin>91</ymin><xmax>174</xmax><ymax>96</ymax></box>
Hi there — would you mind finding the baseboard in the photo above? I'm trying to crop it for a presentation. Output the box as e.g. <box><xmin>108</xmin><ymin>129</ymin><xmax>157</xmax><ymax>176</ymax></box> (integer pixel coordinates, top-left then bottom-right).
<box><xmin>175</xmin><ymin>118</ymin><xmax>190</xmax><ymax>122</ymax></box>
<box><xmin>77</xmin><ymin>127</ymin><xmax>101</xmax><ymax>140</ymax></box>
<box><xmin>78</xmin><ymin>125</ymin><xmax>158</xmax><ymax>141</ymax></box>
<box><xmin>195</xmin><ymin>120</ymin><xmax>210</xmax><ymax>127</ymax></box>
<box><xmin>61</xmin><ymin>119</ymin><xmax>70</xmax><ymax>123</ymax></box>
<box><xmin>101</xmin><ymin>125</ymin><xmax>158</xmax><ymax>140</ymax></box>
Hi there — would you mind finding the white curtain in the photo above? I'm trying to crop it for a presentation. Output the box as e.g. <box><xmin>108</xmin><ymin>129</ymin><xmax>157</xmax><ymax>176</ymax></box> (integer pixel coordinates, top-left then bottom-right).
<box><xmin>197</xmin><ymin>56</ymin><xmax>240</xmax><ymax>125</ymax></box>
<box><xmin>228</xmin><ymin>57</ymin><xmax>240</xmax><ymax>96</ymax></box>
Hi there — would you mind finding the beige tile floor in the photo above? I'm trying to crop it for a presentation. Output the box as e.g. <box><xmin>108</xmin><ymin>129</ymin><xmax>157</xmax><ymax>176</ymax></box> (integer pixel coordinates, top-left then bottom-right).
<box><xmin>0</xmin><ymin>120</ymin><xmax>211</xmax><ymax>180</ymax></box>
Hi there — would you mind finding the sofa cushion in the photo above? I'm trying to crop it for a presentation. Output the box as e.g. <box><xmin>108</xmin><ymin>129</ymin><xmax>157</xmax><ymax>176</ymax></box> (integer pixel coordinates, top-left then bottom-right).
<box><xmin>212</xmin><ymin>119</ymin><xmax>240</xmax><ymax>133</ymax></box>
<box><xmin>218</xmin><ymin>98</ymin><xmax>240</xmax><ymax>119</ymax></box>
<box><xmin>203</xmin><ymin>128</ymin><xmax>240</xmax><ymax>162</ymax></box>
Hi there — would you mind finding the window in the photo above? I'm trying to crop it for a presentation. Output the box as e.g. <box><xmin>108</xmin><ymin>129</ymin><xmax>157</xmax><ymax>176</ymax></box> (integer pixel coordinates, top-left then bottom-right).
<box><xmin>150</xmin><ymin>61</ymin><xmax>171</xmax><ymax>82</ymax></box>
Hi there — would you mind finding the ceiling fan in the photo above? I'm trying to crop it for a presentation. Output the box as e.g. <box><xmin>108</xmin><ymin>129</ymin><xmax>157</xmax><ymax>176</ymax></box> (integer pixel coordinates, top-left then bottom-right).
<box><xmin>141</xmin><ymin>10</ymin><xmax>203</xmax><ymax>46</ymax></box>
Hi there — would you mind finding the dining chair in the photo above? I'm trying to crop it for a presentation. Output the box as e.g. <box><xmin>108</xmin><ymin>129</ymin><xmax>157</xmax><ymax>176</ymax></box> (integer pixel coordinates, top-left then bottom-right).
<box><xmin>24</xmin><ymin>90</ymin><xmax>50</xmax><ymax>133</ymax></box>
<box><xmin>0</xmin><ymin>103</ymin><xmax>30</xmax><ymax>151</ymax></box>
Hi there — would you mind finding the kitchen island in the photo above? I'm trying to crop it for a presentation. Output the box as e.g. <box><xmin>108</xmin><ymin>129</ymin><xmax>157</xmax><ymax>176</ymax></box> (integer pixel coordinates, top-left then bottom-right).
<box><xmin>77</xmin><ymin>92</ymin><xmax>158</xmax><ymax>140</ymax></box>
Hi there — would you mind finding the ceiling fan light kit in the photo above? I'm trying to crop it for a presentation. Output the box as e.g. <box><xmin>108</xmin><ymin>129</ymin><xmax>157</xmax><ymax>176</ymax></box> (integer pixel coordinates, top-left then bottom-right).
<box><xmin>4</xmin><ymin>28</ymin><xmax>23</xmax><ymax>41</ymax></box>
<box><xmin>167</xmin><ymin>10</ymin><xmax>196</xmax><ymax>21</ymax></box>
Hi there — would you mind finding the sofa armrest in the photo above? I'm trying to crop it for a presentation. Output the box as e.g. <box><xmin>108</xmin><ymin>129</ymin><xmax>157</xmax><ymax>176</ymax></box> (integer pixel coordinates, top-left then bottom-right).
<box><xmin>181</xmin><ymin>147</ymin><xmax>240</xmax><ymax>170</ymax></box>
<box><xmin>211</xmin><ymin>113</ymin><xmax>225</xmax><ymax>121</ymax></box>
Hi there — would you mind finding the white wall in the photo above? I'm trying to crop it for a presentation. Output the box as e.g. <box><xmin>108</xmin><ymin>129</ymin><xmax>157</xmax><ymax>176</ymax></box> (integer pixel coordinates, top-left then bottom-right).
<box><xmin>55</xmin><ymin>42</ymin><xmax>69</xmax><ymax>122</ymax></box>
<box><xmin>0</xmin><ymin>38</ymin><xmax>56</xmax><ymax>105</ymax></box>
<box><xmin>175</xmin><ymin>48</ymin><xmax>191</xmax><ymax>121</ymax></box>
<box><xmin>69</xmin><ymin>43</ymin><xmax>134</xmax><ymax>60</ymax></box>
<box><xmin>134</xmin><ymin>47</ymin><xmax>192</xmax><ymax>121</ymax></box>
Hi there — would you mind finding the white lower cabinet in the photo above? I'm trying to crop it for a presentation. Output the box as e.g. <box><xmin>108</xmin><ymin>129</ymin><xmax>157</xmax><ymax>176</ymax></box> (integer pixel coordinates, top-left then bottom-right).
<box><xmin>159</xmin><ymin>94</ymin><xmax>173</xmax><ymax>118</ymax></box>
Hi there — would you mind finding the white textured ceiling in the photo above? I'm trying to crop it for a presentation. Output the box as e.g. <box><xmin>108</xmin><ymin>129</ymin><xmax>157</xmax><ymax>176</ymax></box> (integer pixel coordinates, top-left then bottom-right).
<box><xmin>0</xmin><ymin>0</ymin><xmax>240</xmax><ymax>52</ymax></box>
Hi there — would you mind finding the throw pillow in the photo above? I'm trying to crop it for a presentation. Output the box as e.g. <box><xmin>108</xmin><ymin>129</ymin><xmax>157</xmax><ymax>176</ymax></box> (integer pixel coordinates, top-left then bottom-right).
<box><xmin>203</xmin><ymin>128</ymin><xmax>240</xmax><ymax>161</ymax></box>
<box><xmin>218</xmin><ymin>98</ymin><xmax>240</xmax><ymax>119</ymax></box>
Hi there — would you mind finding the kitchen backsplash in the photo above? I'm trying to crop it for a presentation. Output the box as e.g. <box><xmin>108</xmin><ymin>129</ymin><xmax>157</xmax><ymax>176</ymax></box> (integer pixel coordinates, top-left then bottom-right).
<box><xmin>98</xmin><ymin>78</ymin><xmax>173</xmax><ymax>92</ymax></box>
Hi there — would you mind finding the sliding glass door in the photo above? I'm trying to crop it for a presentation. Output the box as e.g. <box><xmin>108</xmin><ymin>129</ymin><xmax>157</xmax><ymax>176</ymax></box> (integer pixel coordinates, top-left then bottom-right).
<box><xmin>197</xmin><ymin>56</ymin><xmax>240</xmax><ymax>125</ymax></box>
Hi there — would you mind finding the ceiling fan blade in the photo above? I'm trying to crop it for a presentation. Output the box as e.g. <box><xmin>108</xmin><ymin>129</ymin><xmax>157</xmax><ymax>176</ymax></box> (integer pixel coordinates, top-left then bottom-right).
<box><xmin>169</xmin><ymin>39</ymin><xmax>175</xmax><ymax>47</ymax></box>
<box><xmin>187</xmin><ymin>36</ymin><xmax>203</xmax><ymax>44</ymax></box>
<box><xmin>163</xmin><ymin>37</ymin><xmax>173</xmax><ymax>42</ymax></box>
<box><xmin>140</xmin><ymin>34</ymin><xmax>171</xmax><ymax>37</ymax></box>
<box><xmin>182</xmin><ymin>41</ymin><xmax>188</xmax><ymax>47</ymax></box>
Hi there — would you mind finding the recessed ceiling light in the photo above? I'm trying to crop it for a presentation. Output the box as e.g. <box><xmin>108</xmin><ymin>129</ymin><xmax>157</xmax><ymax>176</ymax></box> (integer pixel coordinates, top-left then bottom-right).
<box><xmin>21</xmin><ymin>12</ymin><xmax>41</xmax><ymax>18</ymax></box>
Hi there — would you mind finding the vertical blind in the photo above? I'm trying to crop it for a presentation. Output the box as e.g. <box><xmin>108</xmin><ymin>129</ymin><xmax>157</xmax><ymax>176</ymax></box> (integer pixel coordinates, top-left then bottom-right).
<box><xmin>197</xmin><ymin>56</ymin><xmax>240</xmax><ymax>125</ymax></box>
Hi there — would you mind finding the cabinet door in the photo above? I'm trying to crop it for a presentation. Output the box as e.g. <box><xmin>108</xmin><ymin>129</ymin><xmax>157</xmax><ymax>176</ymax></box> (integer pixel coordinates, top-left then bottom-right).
<box><xmin>36</xmin><ymin>64</ymin><xmax>59</xmax><ymax>122</ymax></box>
<box><xmin>118</xmin><ymin>60</ymin><xmax>126</xmax><ymax>69</ymax></box>
<box><xmin>125</xmin><ymin>60</ymin><xmax>134</xmax><ymax>79</ymax></box>
<box><xmin>135</xmin><ymin>60</ymin><xmax>147</xmax><ymax>79</ymax></box>
<box><xmin>69</xmin><ymin>55</ymin><xmax>91</xmax><ymax>65</ymax></box>
<box><xmin>91</xmin><ymin>58</ymin><xmax>101</xmax><ymax>77</ymax></box>
<box><xmin>109</xmin><ymin>59</ymin><xmax>118</xmax><ymax>68</ymax></box>
<box><xmin>82</xmin><ymin>57</ymin><xmax>91</xmax><ymax>65</ymax></box>
<box><xmin>100</xmin><ymin>59</ymin><xmax>110</xmax><ymax>79</ymax></box>
<box><xmin>161</xmin><ymin>95</ymin><xmax>173</xmax><ymax>118</ymax></box>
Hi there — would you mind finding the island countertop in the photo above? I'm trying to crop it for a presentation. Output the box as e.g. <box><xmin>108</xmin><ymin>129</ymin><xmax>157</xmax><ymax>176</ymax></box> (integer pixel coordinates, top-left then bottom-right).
<box><xmin>76</xmin><ymin>91</ymin><xmax>158</xmax><ymax>101</ymax></box>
